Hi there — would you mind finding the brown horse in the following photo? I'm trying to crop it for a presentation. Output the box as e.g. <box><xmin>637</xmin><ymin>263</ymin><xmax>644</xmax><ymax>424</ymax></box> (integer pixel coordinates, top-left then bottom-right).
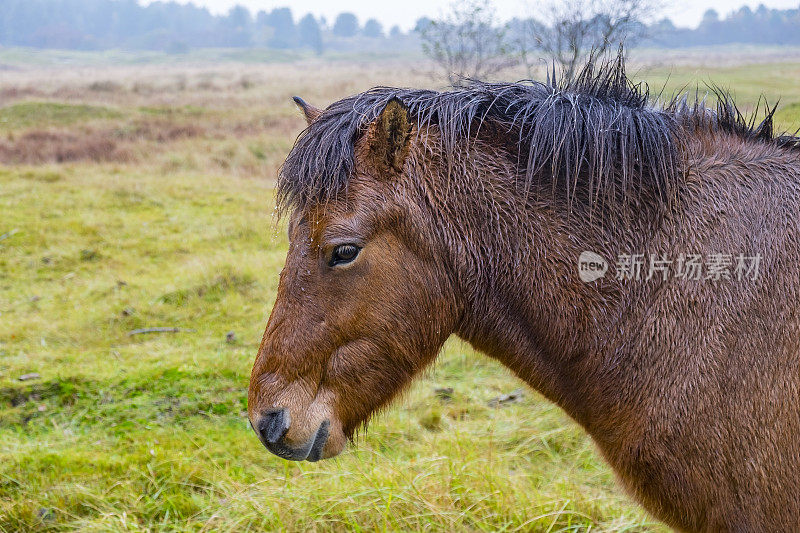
<box><xmin>248</xmin><ymin>56</ymin><xmax>800</xmax><ymax>531</ymax></box>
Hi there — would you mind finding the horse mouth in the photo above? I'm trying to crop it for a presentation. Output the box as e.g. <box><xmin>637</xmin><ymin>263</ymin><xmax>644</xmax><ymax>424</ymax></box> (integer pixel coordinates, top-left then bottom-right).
<box><xmin>252</xmin><ymin>412</ymin><xmax>331</xmax><ymax>462</ymax></box>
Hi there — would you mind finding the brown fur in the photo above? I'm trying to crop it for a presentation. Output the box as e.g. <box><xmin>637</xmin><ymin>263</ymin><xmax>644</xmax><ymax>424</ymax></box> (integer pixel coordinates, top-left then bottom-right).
<box><xmin>250</xmin><ymin>76</ymin><xmax>800</xmax><ymax>531</ymax></box>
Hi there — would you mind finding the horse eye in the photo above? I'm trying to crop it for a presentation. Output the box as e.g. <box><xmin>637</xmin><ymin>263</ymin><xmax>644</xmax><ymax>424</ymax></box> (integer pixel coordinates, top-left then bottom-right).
<box><xmin>330</xmin><ymin>244</ymin><xmax>360</xmax><ymax>266</ymax></box>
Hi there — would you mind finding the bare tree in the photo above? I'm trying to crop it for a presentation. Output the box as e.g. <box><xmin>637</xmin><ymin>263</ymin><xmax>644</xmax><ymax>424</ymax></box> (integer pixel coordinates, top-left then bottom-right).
<box><xmin>418</xmin><ymin>0</ymin><xmax>514</xmax><ymax>85</ymax></box>
<box><xmin>515</xmin><ymin>0</ymin><xmax>659</xmax><ymax>80</ymax></box>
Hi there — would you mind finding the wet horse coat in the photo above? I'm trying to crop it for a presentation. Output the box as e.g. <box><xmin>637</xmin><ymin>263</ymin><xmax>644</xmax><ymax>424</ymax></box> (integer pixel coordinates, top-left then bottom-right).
<box><xmin>249</xmin><ymin>58</ymin><xmax>800</xmax><ymax>531</ymax></box>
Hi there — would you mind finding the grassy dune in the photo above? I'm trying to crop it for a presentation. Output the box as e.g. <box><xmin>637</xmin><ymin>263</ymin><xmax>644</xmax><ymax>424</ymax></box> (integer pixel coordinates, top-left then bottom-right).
<box><xmin>2</xmin><ymin>50</ymin><xmax>800</xmax><ymax>531</ymax></box>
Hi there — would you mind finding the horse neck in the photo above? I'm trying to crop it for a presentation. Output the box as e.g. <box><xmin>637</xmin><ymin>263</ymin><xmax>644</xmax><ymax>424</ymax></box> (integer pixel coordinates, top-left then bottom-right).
<box><xmin>425</xmin><ymin>155</ymin><xmax>662</xmax><ymax>427</ymax></box>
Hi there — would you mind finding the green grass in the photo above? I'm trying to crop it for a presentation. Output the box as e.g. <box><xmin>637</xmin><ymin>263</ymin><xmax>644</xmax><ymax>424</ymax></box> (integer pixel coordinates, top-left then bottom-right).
<box><xmin>777</xmin><ymin>102</ymin><xmax>800</xmax><ymax>132</ymax></box>
<box><xmin>0</xmin><ymin>102</ymin><xmax>123</xmax><ymax>130</ymax></box>
<box><xmin>640</xmin><ymin>61</ymin><xmax>800</xmax><ymax>128</ymax></box>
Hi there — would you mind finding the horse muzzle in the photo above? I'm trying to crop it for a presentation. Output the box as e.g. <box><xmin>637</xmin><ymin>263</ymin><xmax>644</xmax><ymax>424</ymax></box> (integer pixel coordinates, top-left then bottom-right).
<box><xmin>251</xmin><ymin>409</ymin><xmax>331</xmax><ymax>462</ymax></box>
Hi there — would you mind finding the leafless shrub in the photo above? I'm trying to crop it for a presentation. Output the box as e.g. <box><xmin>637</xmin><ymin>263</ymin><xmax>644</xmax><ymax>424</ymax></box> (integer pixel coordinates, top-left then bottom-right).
<box><xmin>514</xmin><ymin>0</ymin><xmax>659</xmax><ymax>80</ymax></box>
<box><xmin>0</xmin><ymin>118</ymin><xmax>209</xmax><ymax>164</ymax></box>
<box><xmin>0</xmin><ymin>129</ymin><xmax>132</xmax><ymax>164</ymax></box>
<box><xmin>87</xmin><ymin>80</ymin><xmax>125</xmax><ymax>93</ymax></box>
<box><xmin>0</xmin><ymin>86</ymin><xmax>44</xmax><ymax>100</ymax></box>
<box><xmin>418</xmin><ymin>0</ymin><xmax>515</xmax><ymax>85</ymax></box>
<box><xmin>113</xmin><ymin>119</ymin><xmax>206</xmax><ymax>142</ymax></box>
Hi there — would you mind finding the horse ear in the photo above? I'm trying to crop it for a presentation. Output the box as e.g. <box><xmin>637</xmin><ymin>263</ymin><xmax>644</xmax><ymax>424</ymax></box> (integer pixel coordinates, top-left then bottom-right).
<box><xmin>365</xmin><ymin>98</ymin><xmax>413</xmax><ymax>176</ymax></box>
<box><xmin>292</xmin><ymin>96</ymin><xmax>321</xmax><ymax>125</ymax></box>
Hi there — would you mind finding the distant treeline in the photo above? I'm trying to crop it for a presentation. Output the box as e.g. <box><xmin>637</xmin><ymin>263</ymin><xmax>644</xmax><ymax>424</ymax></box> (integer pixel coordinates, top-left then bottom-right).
<box><xmin>647</xmin><ymin>5</ymin><xmax>800</xmax><ymax>47</ymax></box>
<box><xmin>0</xmin><ymin>0</ymin><xmax>406</xmax><ymax>53</ymax></box>
<box><xmin>0</xmin><ymin>0</ymin><xmax>799</xmax><ymax>53</ymax></box>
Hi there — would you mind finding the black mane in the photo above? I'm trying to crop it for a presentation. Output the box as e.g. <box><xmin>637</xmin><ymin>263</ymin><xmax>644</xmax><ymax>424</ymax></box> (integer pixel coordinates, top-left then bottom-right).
<box><xmin>278</xmin><ymin>54</ymin><xmax>797</xmax><ymax>214</ymax></box>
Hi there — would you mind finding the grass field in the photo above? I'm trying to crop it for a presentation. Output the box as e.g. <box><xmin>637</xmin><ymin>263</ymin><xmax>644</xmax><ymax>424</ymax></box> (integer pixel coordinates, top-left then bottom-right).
<box><xmin>2</xmin><ymin>49</ymin><xmax>800</xmax><ymax>531</ymax></box>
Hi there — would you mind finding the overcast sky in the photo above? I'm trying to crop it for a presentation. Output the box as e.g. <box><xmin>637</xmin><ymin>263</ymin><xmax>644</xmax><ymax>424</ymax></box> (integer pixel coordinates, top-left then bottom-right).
<box><xmin>149</xmin><ymin>0</ymin><xmax>800</xmax><ymax>31</ymax></box>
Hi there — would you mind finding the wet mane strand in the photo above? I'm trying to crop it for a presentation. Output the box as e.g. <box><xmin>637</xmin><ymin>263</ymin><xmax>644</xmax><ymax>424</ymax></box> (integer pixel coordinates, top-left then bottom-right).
<box><xmin>278</xmin><ymin>55</ymin><xmax>798</xmax><ymax>214</ymax></box>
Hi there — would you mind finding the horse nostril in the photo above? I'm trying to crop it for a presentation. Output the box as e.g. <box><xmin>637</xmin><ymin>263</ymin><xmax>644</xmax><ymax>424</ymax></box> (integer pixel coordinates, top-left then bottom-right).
<box><xmin>257</xmin><ymin>409</ymin><xmax>291</xmax><ymax>445</ymax></box>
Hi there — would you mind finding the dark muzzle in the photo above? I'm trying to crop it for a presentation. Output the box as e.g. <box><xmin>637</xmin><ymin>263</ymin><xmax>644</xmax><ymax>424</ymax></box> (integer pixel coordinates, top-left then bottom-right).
<box><xmin>252</xmin><ymin>409</ymin><xmax>330</xmax><ymax>462</ymax></box>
